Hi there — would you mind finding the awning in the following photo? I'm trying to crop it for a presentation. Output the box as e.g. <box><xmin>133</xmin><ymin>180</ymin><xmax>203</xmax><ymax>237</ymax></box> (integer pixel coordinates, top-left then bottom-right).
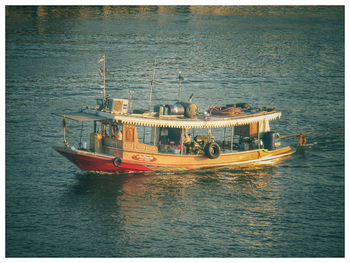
<box><xmin>113</xmin><ymin>111</ymin><xmax>281</xmax><ymax>129</ymax></box>
<box><xmin>53</xmin><ymin>110</ymin><xmax>281</xmax><ymax>127</ymax></box>
<box><xmin>52</xmin><ymin>112</ymin><xmax>112</xmax><ymax>122</ymax></box>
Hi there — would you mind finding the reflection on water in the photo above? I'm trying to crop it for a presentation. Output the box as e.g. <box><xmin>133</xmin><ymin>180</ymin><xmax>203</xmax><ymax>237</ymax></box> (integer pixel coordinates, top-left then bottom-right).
<box><xmin>66</xmin><ymin>165</ymin><xmax>282</xmax><ymax>256</ymax></box>
<box><xmin>71</xmin><ymin>164</ymin><xmax>280</xmax><ymax>202</ymax></box>
<box><xmin>6</xmin><ymin>6</ymin><xmax>343</xmax><ymax>18</ymax></box>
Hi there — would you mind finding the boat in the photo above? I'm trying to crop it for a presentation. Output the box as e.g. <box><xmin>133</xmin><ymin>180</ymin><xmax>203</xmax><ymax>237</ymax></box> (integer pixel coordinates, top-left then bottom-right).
<box><xmin>53</xmin><ymin>56</ymin><xmax>295</xmax><ymax>173</ymax></box>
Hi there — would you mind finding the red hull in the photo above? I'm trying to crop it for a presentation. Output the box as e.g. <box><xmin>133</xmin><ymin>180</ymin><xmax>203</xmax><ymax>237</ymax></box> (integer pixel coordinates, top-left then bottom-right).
<box><xmin>53</xmin><ymin>146</ymin><xmax>153</xmax><ymax>173</ymax></box>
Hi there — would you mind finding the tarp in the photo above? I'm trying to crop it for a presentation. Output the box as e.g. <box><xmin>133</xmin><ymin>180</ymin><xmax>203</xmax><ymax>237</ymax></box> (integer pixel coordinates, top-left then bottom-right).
<box><xmin>52</xmin><ymin>112</ymin><xmax>112</xmax><ymax>122</ymax></box>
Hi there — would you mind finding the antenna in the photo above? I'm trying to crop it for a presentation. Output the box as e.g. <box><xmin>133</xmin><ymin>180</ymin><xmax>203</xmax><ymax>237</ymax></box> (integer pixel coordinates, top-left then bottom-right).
<box><xmin>149</xmin><ymin>59</ymin><xmax>158</xmax><ymax>111</ymax></box>
<box><xmin>177</xmin><ymin>71</ymin><xmax>184</xmax><ymax>102</ymax></box>
<box><xmin>129</xmin><ymin>90</ymin><xmax>134</xmax><ymax>114</ymax></box>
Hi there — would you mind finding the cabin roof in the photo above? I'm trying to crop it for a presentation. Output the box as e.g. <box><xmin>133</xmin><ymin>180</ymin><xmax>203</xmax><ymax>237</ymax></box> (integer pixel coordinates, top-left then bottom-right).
<box><xmin>113</xmin><ymin>111</ymin><xmax>281</xmax><ymax>128</ymax></box>
<box><xmin>55</xmin><ymin>109</ymin><xmax>281</xmax><ymax>128</ymax></box>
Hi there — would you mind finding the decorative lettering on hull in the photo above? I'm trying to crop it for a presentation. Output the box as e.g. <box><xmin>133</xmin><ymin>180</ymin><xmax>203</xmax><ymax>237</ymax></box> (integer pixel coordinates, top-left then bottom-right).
<box><xmin>132</xmin><ymin>154</ymin><xmax>157</xmax><ymax>162</ymax></box>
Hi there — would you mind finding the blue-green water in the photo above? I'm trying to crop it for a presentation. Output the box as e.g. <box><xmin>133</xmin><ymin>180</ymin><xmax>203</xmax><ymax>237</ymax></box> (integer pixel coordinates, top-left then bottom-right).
<box><xmin>6</xmin><ymin>6</ymin><xmax>344</xmax><ymax>257</ymax></box>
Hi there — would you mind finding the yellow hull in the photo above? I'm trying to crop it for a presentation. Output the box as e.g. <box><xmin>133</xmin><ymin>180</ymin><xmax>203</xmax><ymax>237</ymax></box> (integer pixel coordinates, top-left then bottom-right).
<box><xmin>120</xmin><ymin>146</ymin><xmax>295</xmax><ymax>171</ymax></box>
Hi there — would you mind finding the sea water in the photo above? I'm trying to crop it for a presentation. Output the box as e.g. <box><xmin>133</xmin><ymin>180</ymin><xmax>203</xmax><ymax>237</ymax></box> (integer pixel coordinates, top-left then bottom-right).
<box><xmin>6</xmin><ymin>6</ymin><xmax>344</xmax><ymax>257</ymax></box>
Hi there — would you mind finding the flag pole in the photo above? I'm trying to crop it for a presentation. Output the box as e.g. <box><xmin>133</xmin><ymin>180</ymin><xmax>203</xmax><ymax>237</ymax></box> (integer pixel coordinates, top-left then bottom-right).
<box><xmin>103</xmin><ymin>54</ymin><xmax>106</xmax><ymax>103</ymax></box>
<box><xmin>62</xmin><ymin>116</ymin><xmax>68</xmax><ymax>147</ymax></box>
<box><xmin>149</xmin><ymin>59</ymin><xmax>157</xmax><ymax>111</ymax></box>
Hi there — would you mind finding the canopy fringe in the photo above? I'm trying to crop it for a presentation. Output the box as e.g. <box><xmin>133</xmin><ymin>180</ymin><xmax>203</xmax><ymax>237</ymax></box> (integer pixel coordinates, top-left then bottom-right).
<box><xmin>113</xmin><ymin>112</ymin><xmax>281</xmax><ymax>129</ymax></box>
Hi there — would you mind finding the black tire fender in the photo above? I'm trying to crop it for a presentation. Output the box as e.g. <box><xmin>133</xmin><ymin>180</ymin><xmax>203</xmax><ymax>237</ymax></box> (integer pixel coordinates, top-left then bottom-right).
<box><xmin>205</xmin><ymin>142</ymin><xmax>221</xmax><ymax>159</ymax></box>
<box><xmin>112</xmin><ymin>157</ymin><xmax>122</xmax><ymax>167</ymax></box>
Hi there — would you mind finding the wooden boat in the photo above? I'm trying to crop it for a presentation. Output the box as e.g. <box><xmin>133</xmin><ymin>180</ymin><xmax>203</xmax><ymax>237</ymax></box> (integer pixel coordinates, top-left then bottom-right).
<box><xmin>53</xmin><ymin>56</ymin><xmax>295</xmax><ymax>173</ymax></box>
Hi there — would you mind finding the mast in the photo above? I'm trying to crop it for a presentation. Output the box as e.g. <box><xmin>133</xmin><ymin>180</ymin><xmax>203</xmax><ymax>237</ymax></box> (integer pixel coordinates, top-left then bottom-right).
<box><xmin>178</xmin><ymin>71</ymin><xmax>183</xmax><ymax>102</ymax></box>
<box><xmin>129</xmin><ymin>90</ymin><xmax>134</xmax><ymax>114</ymax></box>
<box><xmin>103</xmin><ymin>54</ymin><xmax>106</xmax><ymax>102</ymax></box>
<box><xmin>98</xmin><ymin>55</ymin><xmax>107</xmax><ymax>105</ymax></box>
<box><xmin>149</xmin><ymin>59</ymin><xmax>157</xmax><ymax>111</ymax></box>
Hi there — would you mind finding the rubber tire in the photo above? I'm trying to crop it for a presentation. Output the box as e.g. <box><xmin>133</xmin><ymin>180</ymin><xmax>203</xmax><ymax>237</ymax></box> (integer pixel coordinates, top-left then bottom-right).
<box><xmin>112</xmin><ymin>157</ymin><xmax>122</xmax><ymax>167</ymax></box>
<box><xmin>205</xmin><ymin>142</ymin><xmax>221</xmax><ymax>159</ymax></box>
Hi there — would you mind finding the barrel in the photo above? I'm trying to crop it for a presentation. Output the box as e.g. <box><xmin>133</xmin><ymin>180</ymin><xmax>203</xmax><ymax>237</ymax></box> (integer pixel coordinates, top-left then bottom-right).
<box><xmin>167</xmin><ymin>104</ymin><xmax>185</xmax><ymax>115</ymax></box>
<box><xmin>90</xmin><ymin>132</ymin><xmax>102</xmax><ymax>152</ymax></box>
<box><xmin>263</xmin><ymin>131</ymin><xmax>276</xmax><ymax>150</ymax></box>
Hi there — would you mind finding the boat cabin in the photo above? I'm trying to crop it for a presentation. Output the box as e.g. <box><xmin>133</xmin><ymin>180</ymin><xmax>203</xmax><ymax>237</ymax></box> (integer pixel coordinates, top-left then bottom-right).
<box><xmin>83</xmin><ymin>108</ymin><xmax>278</xmax><ymax>160</ymax></box>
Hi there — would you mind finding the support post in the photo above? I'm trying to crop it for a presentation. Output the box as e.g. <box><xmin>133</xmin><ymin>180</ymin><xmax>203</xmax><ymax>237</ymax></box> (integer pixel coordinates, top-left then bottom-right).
<box><xmin>181</xmin><ymin>128</ymin><xmax>184</xmax><ymax>155</ymax></box>
<box><xmin>299</xmin><ymin>134</ymin><xmax>306</xmax><ymax>146</ymax></box>
<box><xmin>223</xmin><ymin>127</ymin><xmax>226</xmax><ymax>152</ymax></box>
<box><xmin>109</xmin><ymin>120</ymin><xmax>112</xmax><ymax>137</ymax></box>
<box><xmin>230</xmin><ymin>126</ymin><xmax>234</xmax><ymax>152</ymax></box>
<box><xmin>62</xmin><ymin>116</ymin><xmax>68</xmax><ymax>146</ymax></box>
<box><xmin>63</xmin><ymin>128</ymin><xmax>66</xmax><ymax>144</ymax></box>
<box><xmin>153</xmin><ymin>126</ymin><xmax>157</xmax><ymax>146</ymax></box>
<box><xmin>143</xmin><ymin>126</ymin><xmax>145</xmax><ymax>143</ymax></box>
<box><xmin>79</xmin><ymin>122</ymin><xmax>84</xmax><ymax>148</ymax></box>
<box><xmin>257</xmin><ymin>121</ymin><xmax>260</xmax><ymax>149</ymax></box>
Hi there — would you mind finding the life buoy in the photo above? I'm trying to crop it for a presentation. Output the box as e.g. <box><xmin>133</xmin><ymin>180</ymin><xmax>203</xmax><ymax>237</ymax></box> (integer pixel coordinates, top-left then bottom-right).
<box><xmin>205</xmin><ymin>142</ymin><xmax>221</xmax><ymax>159</ymax></box>
<box><xmin>112</xmin><ymin>157</ymin><xmax>122</xmax><ymax>167</ymax></box>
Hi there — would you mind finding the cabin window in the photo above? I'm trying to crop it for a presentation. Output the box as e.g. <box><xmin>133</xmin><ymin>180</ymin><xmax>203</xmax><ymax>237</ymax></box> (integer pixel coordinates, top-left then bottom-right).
<box><xmin>101</xmin><ymin>121</ymin><xmax>109</xmax><ymax>137</ymax></box>
<box><xmin>111</xmin><ymin>121</ymin><xmax>123</xmax><ymax>140</ymax></box>
<box><xmin>100</xmin><ymin>120</ymin><xmax>122</xmax><ymax>139</ymax></box>
<box><xmin>137</xmin><ymin>126</ymin><xmax>154</xmax><ymax>145</ymax></box>
<box><xmin>155</xmin><ymin>127</ymin><xmax>185</xmax><ymax>154</ymax></box>
<box><xmin>166</xmin><ymin>128</ymin><xmax>181</xmax><ymax>145</ymax></box>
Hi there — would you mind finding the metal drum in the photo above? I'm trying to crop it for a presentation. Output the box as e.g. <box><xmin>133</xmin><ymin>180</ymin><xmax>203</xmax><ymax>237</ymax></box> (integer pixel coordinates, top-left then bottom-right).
<box><xmin>263</xmin><ymin>131</ymin><xmax>276</xmax><ymax>150</ymax></box>
<box><xmin>167</xmin><ymin>104</ymin><xmax>185</xmax><ymax>115</ymax></box>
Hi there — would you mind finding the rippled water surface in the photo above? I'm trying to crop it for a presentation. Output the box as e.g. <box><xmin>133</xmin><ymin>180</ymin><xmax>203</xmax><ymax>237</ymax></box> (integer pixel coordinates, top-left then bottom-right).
<box><xmin>6</xmin><ymin>6</ymin><xmax>344</xmax><ymax>257</ymax></box>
